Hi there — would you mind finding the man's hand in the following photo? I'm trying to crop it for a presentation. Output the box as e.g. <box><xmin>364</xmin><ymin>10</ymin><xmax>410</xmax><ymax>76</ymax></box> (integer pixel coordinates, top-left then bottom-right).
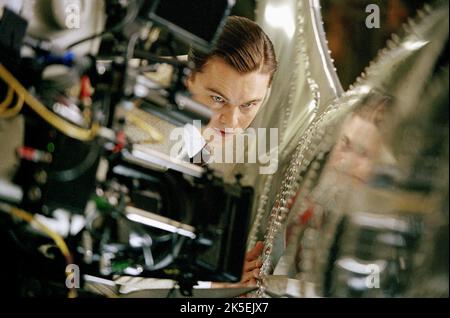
<box><xmin>241</xmin><ymin>241</ymin><xmax>264</xmax><ymax>286</ymax></box>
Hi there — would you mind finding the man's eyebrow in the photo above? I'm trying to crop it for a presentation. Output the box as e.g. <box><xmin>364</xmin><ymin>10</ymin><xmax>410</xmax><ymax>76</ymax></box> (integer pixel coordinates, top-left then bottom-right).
<box><xmin>206</xmin><ymin>87</ymin><xmax>230</xmax><ymax>101</ymax></box>
<box><xmin>242</xmin><ymin>98</ymin><xmax>263</xmax><ymax>105</ymax></box>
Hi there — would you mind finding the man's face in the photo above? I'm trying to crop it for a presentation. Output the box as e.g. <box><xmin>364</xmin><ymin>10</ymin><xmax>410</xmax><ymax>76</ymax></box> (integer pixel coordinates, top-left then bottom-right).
<box><xmin>328</xmin><ymin>114</ymin><xmax>382</xmax><ymax>183</ymax></box>
<box><xmin>187</xmin><ymin>56</ymin><xmax>271</xmax><ymax>139</ymax></box>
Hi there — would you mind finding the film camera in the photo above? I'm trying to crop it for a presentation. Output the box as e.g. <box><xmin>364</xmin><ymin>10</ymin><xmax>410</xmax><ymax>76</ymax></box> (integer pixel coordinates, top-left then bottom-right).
<box><xmin>0</xmin><ymin>0</ymin><xmax>253</xmax><ymax>297</ymax></box>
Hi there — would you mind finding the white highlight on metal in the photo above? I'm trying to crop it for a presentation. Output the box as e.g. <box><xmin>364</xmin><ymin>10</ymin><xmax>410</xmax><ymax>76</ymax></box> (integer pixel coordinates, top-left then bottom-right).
<box><xmin>264</xmin><ymin>3</ymin><xmax>296</xmax><ymax>39</ymax></box>
<box><xmin>126</xmin><ymin>206</ymin><xmax>196</xmax><ymax>239</ymax></box>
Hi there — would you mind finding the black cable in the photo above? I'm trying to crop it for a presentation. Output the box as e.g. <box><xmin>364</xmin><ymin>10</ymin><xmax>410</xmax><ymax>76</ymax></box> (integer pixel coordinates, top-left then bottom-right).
<box><xmin>49</xmin><ymin>141</ymin><xmax>101</xmax><ymax>183</ymax></box>
<box><xmin>133</xmin><ymin>49</ymin><xmax>188</xmax><ymax>67</ymax></box>
<box><xmin>66</xmin><ymin>0</ymin><xmax>144</xmax><ymax>50</ymax></box>
<box><xmin>66</xmin><ymin>30</ymin><xmax>110</xmax><ymax>50</ymax></box>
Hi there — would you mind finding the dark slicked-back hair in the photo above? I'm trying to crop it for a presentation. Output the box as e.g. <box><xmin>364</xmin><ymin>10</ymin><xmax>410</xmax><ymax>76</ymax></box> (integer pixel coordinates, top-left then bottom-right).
<box><xmin>189</xmin><ymin>16</ymin><xmax>278</xmax><ymax>85</ymax></box>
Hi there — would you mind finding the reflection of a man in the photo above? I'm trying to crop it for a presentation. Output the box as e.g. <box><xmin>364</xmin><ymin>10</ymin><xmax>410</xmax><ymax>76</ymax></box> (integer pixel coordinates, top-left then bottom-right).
<box><xmin>326</xmin><ymin>94</ymin><xmax>391</xmax><ymax>184</ymax></box>
<box><xmin>276</xmin><ymin>93</ymin><xmax>395</xmax><ymax>282</ymax></box>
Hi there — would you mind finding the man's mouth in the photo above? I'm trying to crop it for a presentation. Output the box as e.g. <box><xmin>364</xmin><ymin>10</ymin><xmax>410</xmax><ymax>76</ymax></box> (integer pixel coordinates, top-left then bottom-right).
<box><xmin>214</xmin><ymin>128</ymin><xmax>234</xmax><ymax>137</ymax></box>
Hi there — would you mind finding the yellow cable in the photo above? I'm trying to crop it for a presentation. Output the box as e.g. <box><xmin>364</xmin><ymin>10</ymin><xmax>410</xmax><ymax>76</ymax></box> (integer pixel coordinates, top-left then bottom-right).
<box><xmin>0</xmin><ymin>93</ymin><xmax>24</xmax><ymax>118</ymax></box>
<box><xmin>0</xmin><ymin>86</ymin><xmax>14</xmax><ymax>112</ymax></box>
<box><xmin>127</xmin><ymin>111</ymin><xmax>164</xmax><ymax>143</ymax></box>
<box><xmin>10</xmin><ymin>207</ymin><xmax>78</xmax><ymax>298</ymax></box>
<box><xmin>11</xmin><ymin>208</ymin><xmax>71</xmax><ymax>261</ymax></box>
<box><xmin>0</xmin><ymin>64</ymin><xmax>99</xmax><ymax>141</ymax></box>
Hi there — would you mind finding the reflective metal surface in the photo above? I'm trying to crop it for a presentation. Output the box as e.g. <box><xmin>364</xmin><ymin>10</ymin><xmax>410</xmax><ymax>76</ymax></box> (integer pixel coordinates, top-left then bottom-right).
<box><xmin>245</xmin><ymin>0</ymin><xmax>343</xmax><ymax>256</ymax></box>
<box><xmin>251</xmin><ymin>0</ymin><xmax>448</xmax><ymax>297</ymax></box>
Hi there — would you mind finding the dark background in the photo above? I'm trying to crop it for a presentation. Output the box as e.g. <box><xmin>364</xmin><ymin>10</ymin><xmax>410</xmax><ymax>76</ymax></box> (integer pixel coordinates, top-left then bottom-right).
<box><xmin>232</xmin><ymin>0</ymin><xmax>428</xmax><ymax>90</ymax></box>
<box><xmin>321</xmin><ymin>0</ymin><xmax>428</xmax><ymax>89</ymax></box>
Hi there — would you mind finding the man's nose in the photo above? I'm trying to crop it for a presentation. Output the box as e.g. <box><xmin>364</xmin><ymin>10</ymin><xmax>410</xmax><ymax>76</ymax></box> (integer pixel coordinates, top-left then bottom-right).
<box><xmin>219</xmin><ymin>104</ymin><xmax>239</xmax><ymax>128</ymax></box>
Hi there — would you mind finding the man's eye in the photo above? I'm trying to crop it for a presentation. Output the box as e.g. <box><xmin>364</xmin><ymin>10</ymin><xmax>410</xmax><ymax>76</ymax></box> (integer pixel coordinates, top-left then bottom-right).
<box><xmin>241</xmin><ymin>102</ymin><xmax>256</xmax><ymax>109</ymax></box>
<box><xmin>211</xmin><ymin>96</ymin><xmax>225</xmax><ymax>103</ymax></box>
